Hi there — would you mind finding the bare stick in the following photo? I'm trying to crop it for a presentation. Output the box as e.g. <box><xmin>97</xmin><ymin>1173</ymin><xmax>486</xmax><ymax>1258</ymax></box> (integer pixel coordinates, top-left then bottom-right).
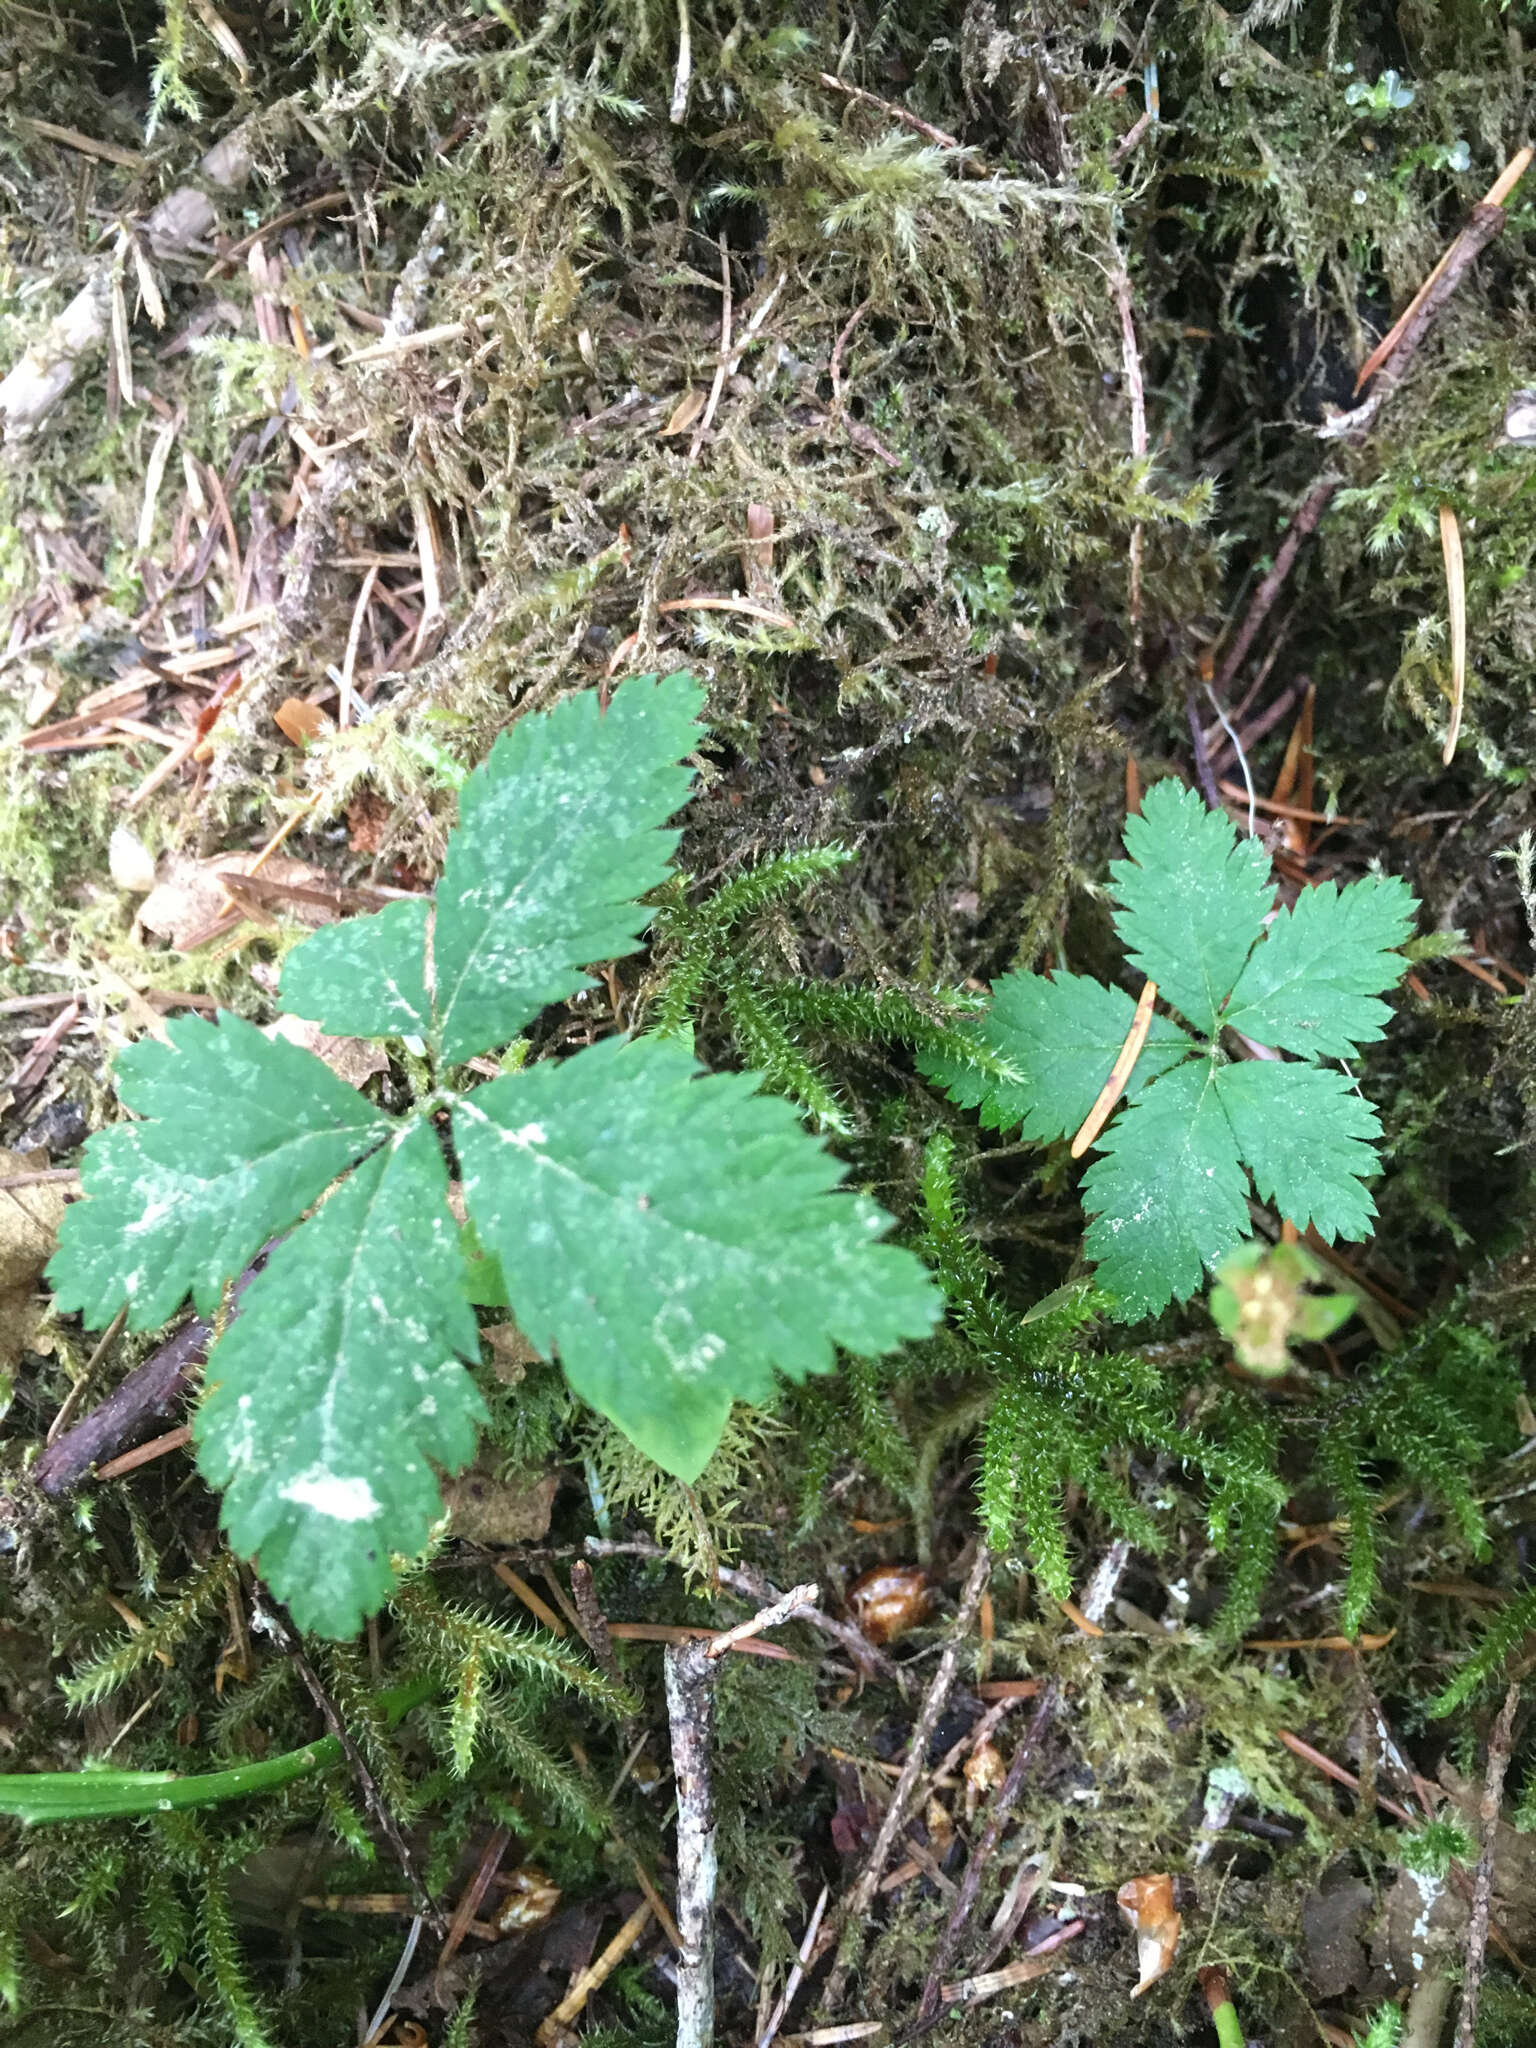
<box><xmin>1109</xmin><ymin>262</ymin><xmax>1146</xmax><ymax>669</ymax></box>
<box><xmin>1440</xmin><ymin>503</ymin><xmax>1467</xmax><ymax>765</ymax></box>
<box><xmin>822</xmin><ymin>1546</ymin><xmax>992</xmax><ymax>2010</ymax></box>
<box><xmin>670</xmin><ymin>0</ymin><xmax>692</xmax><ymax>124</ymax></box>
<box><xmin>1324</xmin><ymin>202</ymin><xmax>1513</xmax><ymax>442</ymax></box>
<box><xmin>570</xmin><ymin>1557</ymin><xmax>628</xmax><ymax>1693</ymax></box>
<box><xmin>1187</xmin><ymin>688</ymin><xmax>1222</xmax><ymax>810</ymax></box>
<box><xmin>666</xmin><ymin>1584</ymin><xmax>816</xmax><ymax>2046</ymax></box>
<box><xmin>914</xmin><ymin>1680</ymin><xmax>1060</xmax><ymax>2029</ymax></box>
<box><xmin>1454</xmin><ymin>1682</ymin><xmax>1521</xmax><ymax>2048</ymax></box>
<box><xmin>688</xmin><ymin>234</ymin><xmax>732</xmax><ymax>463</ymax></box>
<box><xmin>666</xmin><ymin>1638</ymin><xmax>720</xmax><ymax>2048</ymax></box>
<box><xmin>1214</xmin><ymin>478</ymin><xmax>1339</xmax><ymax>695</ymax></box>
<box><xmin>34</xmin><ymin>1249</ymin><xmax>270</xmax><ymax>1496</ymax></box>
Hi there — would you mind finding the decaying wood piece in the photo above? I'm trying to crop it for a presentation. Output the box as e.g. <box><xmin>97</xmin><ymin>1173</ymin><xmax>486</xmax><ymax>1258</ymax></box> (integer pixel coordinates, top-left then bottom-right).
<box><xmin>665</xmin><ymin>1582</ymin><xmax>817</xmax><ymax>2047</ymax></box>
<box><xmin>32</xmin><ymin>1248</ymin><xmax>269</xmax><ymax>1497</ymax></box>
<box><xmin>0</xmin><ymin>129</ymin><xmax>255</xmax><ymax>442</ymax></box>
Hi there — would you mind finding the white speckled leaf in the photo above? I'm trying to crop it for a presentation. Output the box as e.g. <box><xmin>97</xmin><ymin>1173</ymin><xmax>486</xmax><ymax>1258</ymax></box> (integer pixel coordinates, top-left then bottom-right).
<box><xmin>433</xmin><ymin>671</ymin><xmax>704</xmax><ymax>1061</ymax></box>
<box><xmin>195</xmin><ymin>1117</ymin><xmax>485</xmax><ymax>1638</ymax></box>
<box><xmin>281</xmin><ymin>897</ymin><xmax>433</xmax><ymax>1040</ymax></box>
<box><xmin>46</xmin><ymin>1013</ymin><xmax>392</xmax><ymax>1331</ymax></box>
<box><xmin>1080</xmin><ymin>1060</ymin><xmax>1249</xmax><ymax>1319</ymax></box>
<box><xmin>1110</xmin><ymin>779</ymin><xmax>1274</xmax><ymax>1035</ymax></box>
<box><xmin>918</xmin><ymin>969</ymin><xmax>1192</xmax><ymax>1141</ymax></box>
<box><xmin>454</xmin><ymin>1034</ymin><xmax>942</xmax><ymax>1481</ymax></box>
<box><xmin>1212</xmin><ymin>1060</ymin><xmax>1382</xmax><ymax>1241</ymax></box>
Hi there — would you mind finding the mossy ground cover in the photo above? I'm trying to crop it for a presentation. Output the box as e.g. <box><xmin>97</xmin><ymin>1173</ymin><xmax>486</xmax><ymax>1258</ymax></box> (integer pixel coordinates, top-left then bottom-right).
<box><xmin>2</xmin><ymin>1</ymin><xmax>1536</xmax><ymax>2042</ymax></box>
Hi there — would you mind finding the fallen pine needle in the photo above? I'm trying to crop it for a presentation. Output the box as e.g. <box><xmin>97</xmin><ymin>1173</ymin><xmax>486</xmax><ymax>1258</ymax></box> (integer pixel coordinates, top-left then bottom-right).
<box><xmin>1441</xmin><ymin>502</ymin><xmax>1467</xmax><ymax>765</ymax></box>
<box><xmin>535</xmin><ymin>1899</ymin><xmax>652</xmax><ymax>2045</ymax></box>
<box><xmin>95</xmin><ymin>1425</ymin><xmax>193</xmax><ymax>1482</ymax></box>
<box><xmin>942</xmin><ymin>1928</ymin><xmax>1081</xmax><ymax>2006</ymax></box>
<box><xmin>490</xmin><ymin>1560</ymin><xmax>568</xmax><ymax>1638</ymax></box>
<box><xmin>657</xmin><ymin>594</ymin><xmax>797</xmax><ymax>630</ymax></box>
<box><xmin>1246</xmin><ymin>1629</ymin><xmax>1395</xmax><ymax>1652</ymax></box>
<box><xmin>1070</xmin><ymin>979</ymin><xmax>1157</xmax><ymax>1159</ymax></box>
<box><xmin>607</xmin><ymin>1621</ymin><xmax>799</xmax><ymax>1662</ymax></box>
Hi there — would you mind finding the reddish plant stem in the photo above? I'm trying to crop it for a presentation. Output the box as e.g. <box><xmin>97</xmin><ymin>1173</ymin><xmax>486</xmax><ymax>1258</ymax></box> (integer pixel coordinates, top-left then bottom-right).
<box><xmin>1215</xmin><ymin>479</ymin><xmax>1339</xmax><ymax>697</ymax></box>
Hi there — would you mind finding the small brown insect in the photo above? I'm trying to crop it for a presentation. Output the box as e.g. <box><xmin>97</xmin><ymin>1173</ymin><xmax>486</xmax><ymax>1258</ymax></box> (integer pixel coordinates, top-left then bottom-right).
<box><xmin>848</xmin><ymin>1565</ymin><xmax>931</xmax><ymax>1645</ymax></box>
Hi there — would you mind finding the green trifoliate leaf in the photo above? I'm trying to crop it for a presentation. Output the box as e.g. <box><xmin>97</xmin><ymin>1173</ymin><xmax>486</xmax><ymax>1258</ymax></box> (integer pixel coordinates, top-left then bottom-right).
<box><xmin>918</xmin><ymin>969</ymin><xmax>1193</xmax><ymax>1141</ymax></box>
<box><xmin>195</xmin><ymin>1118</ymin><xmax>484</xmax><ymax>1638</ymax></box>
<box><xmin>454</xmin><ymin>1034</ymin><xmax>942</xmax><ymax>1481</ymax></box>
<box><xmin>1221</xmin><ymin>875</ymin><xmax>1415</xmax><ymax>1058</ymax></box>
<box><xmin>47</xmin><ymin>1014</ymin><xmax>391</xmax><ymax>1331</ymax></box>
<box><xmin>1111</xmin><ymin>780</ymin><xmax>1274</xmax><ymax>1033</ymax></box>
<box><xmin>281</xmin><ymin>897</ymin><xmax>432</xmax><ymax>1041</ymax></box>
<box><xmin>433</xmin><ymin>671</ymin><xmax>703</xmax><ymax>1061</ymax></box>
<box><xmin>1080</xmin><ymin>1060</ymin><xmax>1249</xmax><ymax>1318</ymax></box>
<box><xmin>1212</xmin><ymin>1061</ymin><xmax>1382</xmax><ymax>1241</ymax></box>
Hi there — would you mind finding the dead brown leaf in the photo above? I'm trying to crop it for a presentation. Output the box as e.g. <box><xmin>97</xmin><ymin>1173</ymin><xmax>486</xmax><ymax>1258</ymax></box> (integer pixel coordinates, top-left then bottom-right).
<box><xmin>274</xmin><ymin>697</ymin><xmax>331</xmax><ymax>747</ymax></box>
<box><xmin>138</xmin><ymin>854</ymin><xmax>330</xmax><ymax>951</ymax></box>
<box><xmin>658</xmin><ymin>387</ymin><xmax>706</xmax><ymax>436</ymax></box>
<box><xmin>441</xmin><ymin>1462</ymin><xmax>559</xmax><ymax>1547</ymax></box>
<box><xmin>263</xmin><ymin>1013</ymin><xmax>388</xmax><ymax>1090</ymax></box>
<box><xmin>0</xmin><ymin>1148</ymin><xmax>70</xmax><ymax>1385</ymax></box>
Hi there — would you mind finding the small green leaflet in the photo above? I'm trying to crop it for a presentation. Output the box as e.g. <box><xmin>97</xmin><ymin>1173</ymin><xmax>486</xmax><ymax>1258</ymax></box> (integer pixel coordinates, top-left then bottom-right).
<box><xmin>196</xmin><ymin>1120</ymin><xmax>484</xmax><ymax>1639</ymax></box>
<box><xmin>925</xmin><ymin>779</ymin><xmax>1416</xmax><ymax>1318</ymax></box>
<box><xmin>1220</xmin><ymin>875</ymin><xmax>1417</xmax><ymax>1057</ymax></box>
<box><xmin>434</xmin><ymin>672</ymin><xmax>702</xmax><ymax>1060</ymax></box>
<box><xmin>49</xmin><ymin>669</ymin><xmax>941</xmax><ymax>1634</ymax></box>
<box><xmin>454</xmin><ymin>1035</ymin><xmax>940</xmax><ymax>1482</ymax></box>
<box><xmin>279</xmin><ymin>669</ymin><xmax>705</xmax><ymax>1061</ymax></box>
<box><xmin>281</xmin><ymin>898</ymin><xmax>432</xmax><ymax>1042</ymax></box>
<box><xmin>1080</xmin><ymin>1061</ymin><xmax>1250</xmax><ymax>1316</ymax></box>
<box><xmin>48</xmin><ymin>1014</ymin><xmax>391</xmax><ymax>1330</ymax></box>
<box><xmin>919</xmin><ymin>970</ymin><xmax>1192</xmax><ymax>1142</ymax></box>
<box><xmin>1112</xmin><ymin>780</ymin><xmax>1273</xmax><ymax>1034</ymax></box>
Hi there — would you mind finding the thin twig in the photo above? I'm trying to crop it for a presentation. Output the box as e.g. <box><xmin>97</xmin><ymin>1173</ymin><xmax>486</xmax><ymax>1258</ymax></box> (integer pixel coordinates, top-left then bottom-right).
<box><xmin>914</xmin><ymin>1681</ymin><xmax>1061</xmax><ymax>2029</ymax></box>
<box><xmin>818</xmin><ymin>72</ymin><xmax>983</xmax><ymax>172</ymax></box>
<box><xmin>1356</xmin><ymin>149</ymin><xmax>1532</xmax><ymax>392</ymax></box>
<box><xmin>1454</xmin><ymin>1682</ymin><xmax>1521</xmax><ymax>2048</ymax></box>
<box><xmin>823</xmin><ymin>1546</ymin><xmax>992</xmax><ymax>2009</ymax></box>
<box><xmin>1109</xmin><ymin>261</ymin><xmax>1146</xmax><ymax>670</ymax></box>
<box><xmin>1440</xmin><ymin>503</ymin><xmax>1467</xmax><ymax>766</ymax></box>
<box><xmin>688</xmin><ymin>234</ymin><xmax>732</xmax><ymax>463</ymax></box>
<box><xmin>1326</xmin><ymin>200</ymin><xmax>1516</xmax><ymax>441</ymax></box>
<box><xmin>1214</xmin><ymin>478</ymin><xmax>1339</xmax><ymax>695</ymax></box>
<box><xmin>670</xmin><ymin>0</ymin><xmax>692</xmax><ymax>124</ymax></box>
<box><xmin>254</xmin><ymin>1590</ymin><xmax>442</xmax><ymax>1930</ymax></box>
<box><xmin>1187</xmin><ymin>688</ymin><xmax>1222</xmax><ymax>811</ymax></box>
<box><xmin>46</xmin><ymin>1304</ymin><xmax>128</xmax><ymax>1445</ymax></box>
<box><xmin>570</xmin><ymin>1557</ymin><xmax>628</xmax><ymax>1693</ymax></box>
<box><xmin>1206</xmin><ymin>684</ymin><xmax>1255</xmax><ymax>834</ymax></box>
<box><xmin>717</xmin><ymin>1562</ymin><xmax>907</xmax><ymax>1690</ymax></box>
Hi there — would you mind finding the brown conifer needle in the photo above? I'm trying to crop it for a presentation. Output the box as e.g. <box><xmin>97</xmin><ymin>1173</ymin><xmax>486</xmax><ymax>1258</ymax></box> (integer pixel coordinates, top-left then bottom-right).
<box><xmin>1070</xmin><ymin>979</ymin><xmax>1158</xmax><ymax>1159</ymax></box>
